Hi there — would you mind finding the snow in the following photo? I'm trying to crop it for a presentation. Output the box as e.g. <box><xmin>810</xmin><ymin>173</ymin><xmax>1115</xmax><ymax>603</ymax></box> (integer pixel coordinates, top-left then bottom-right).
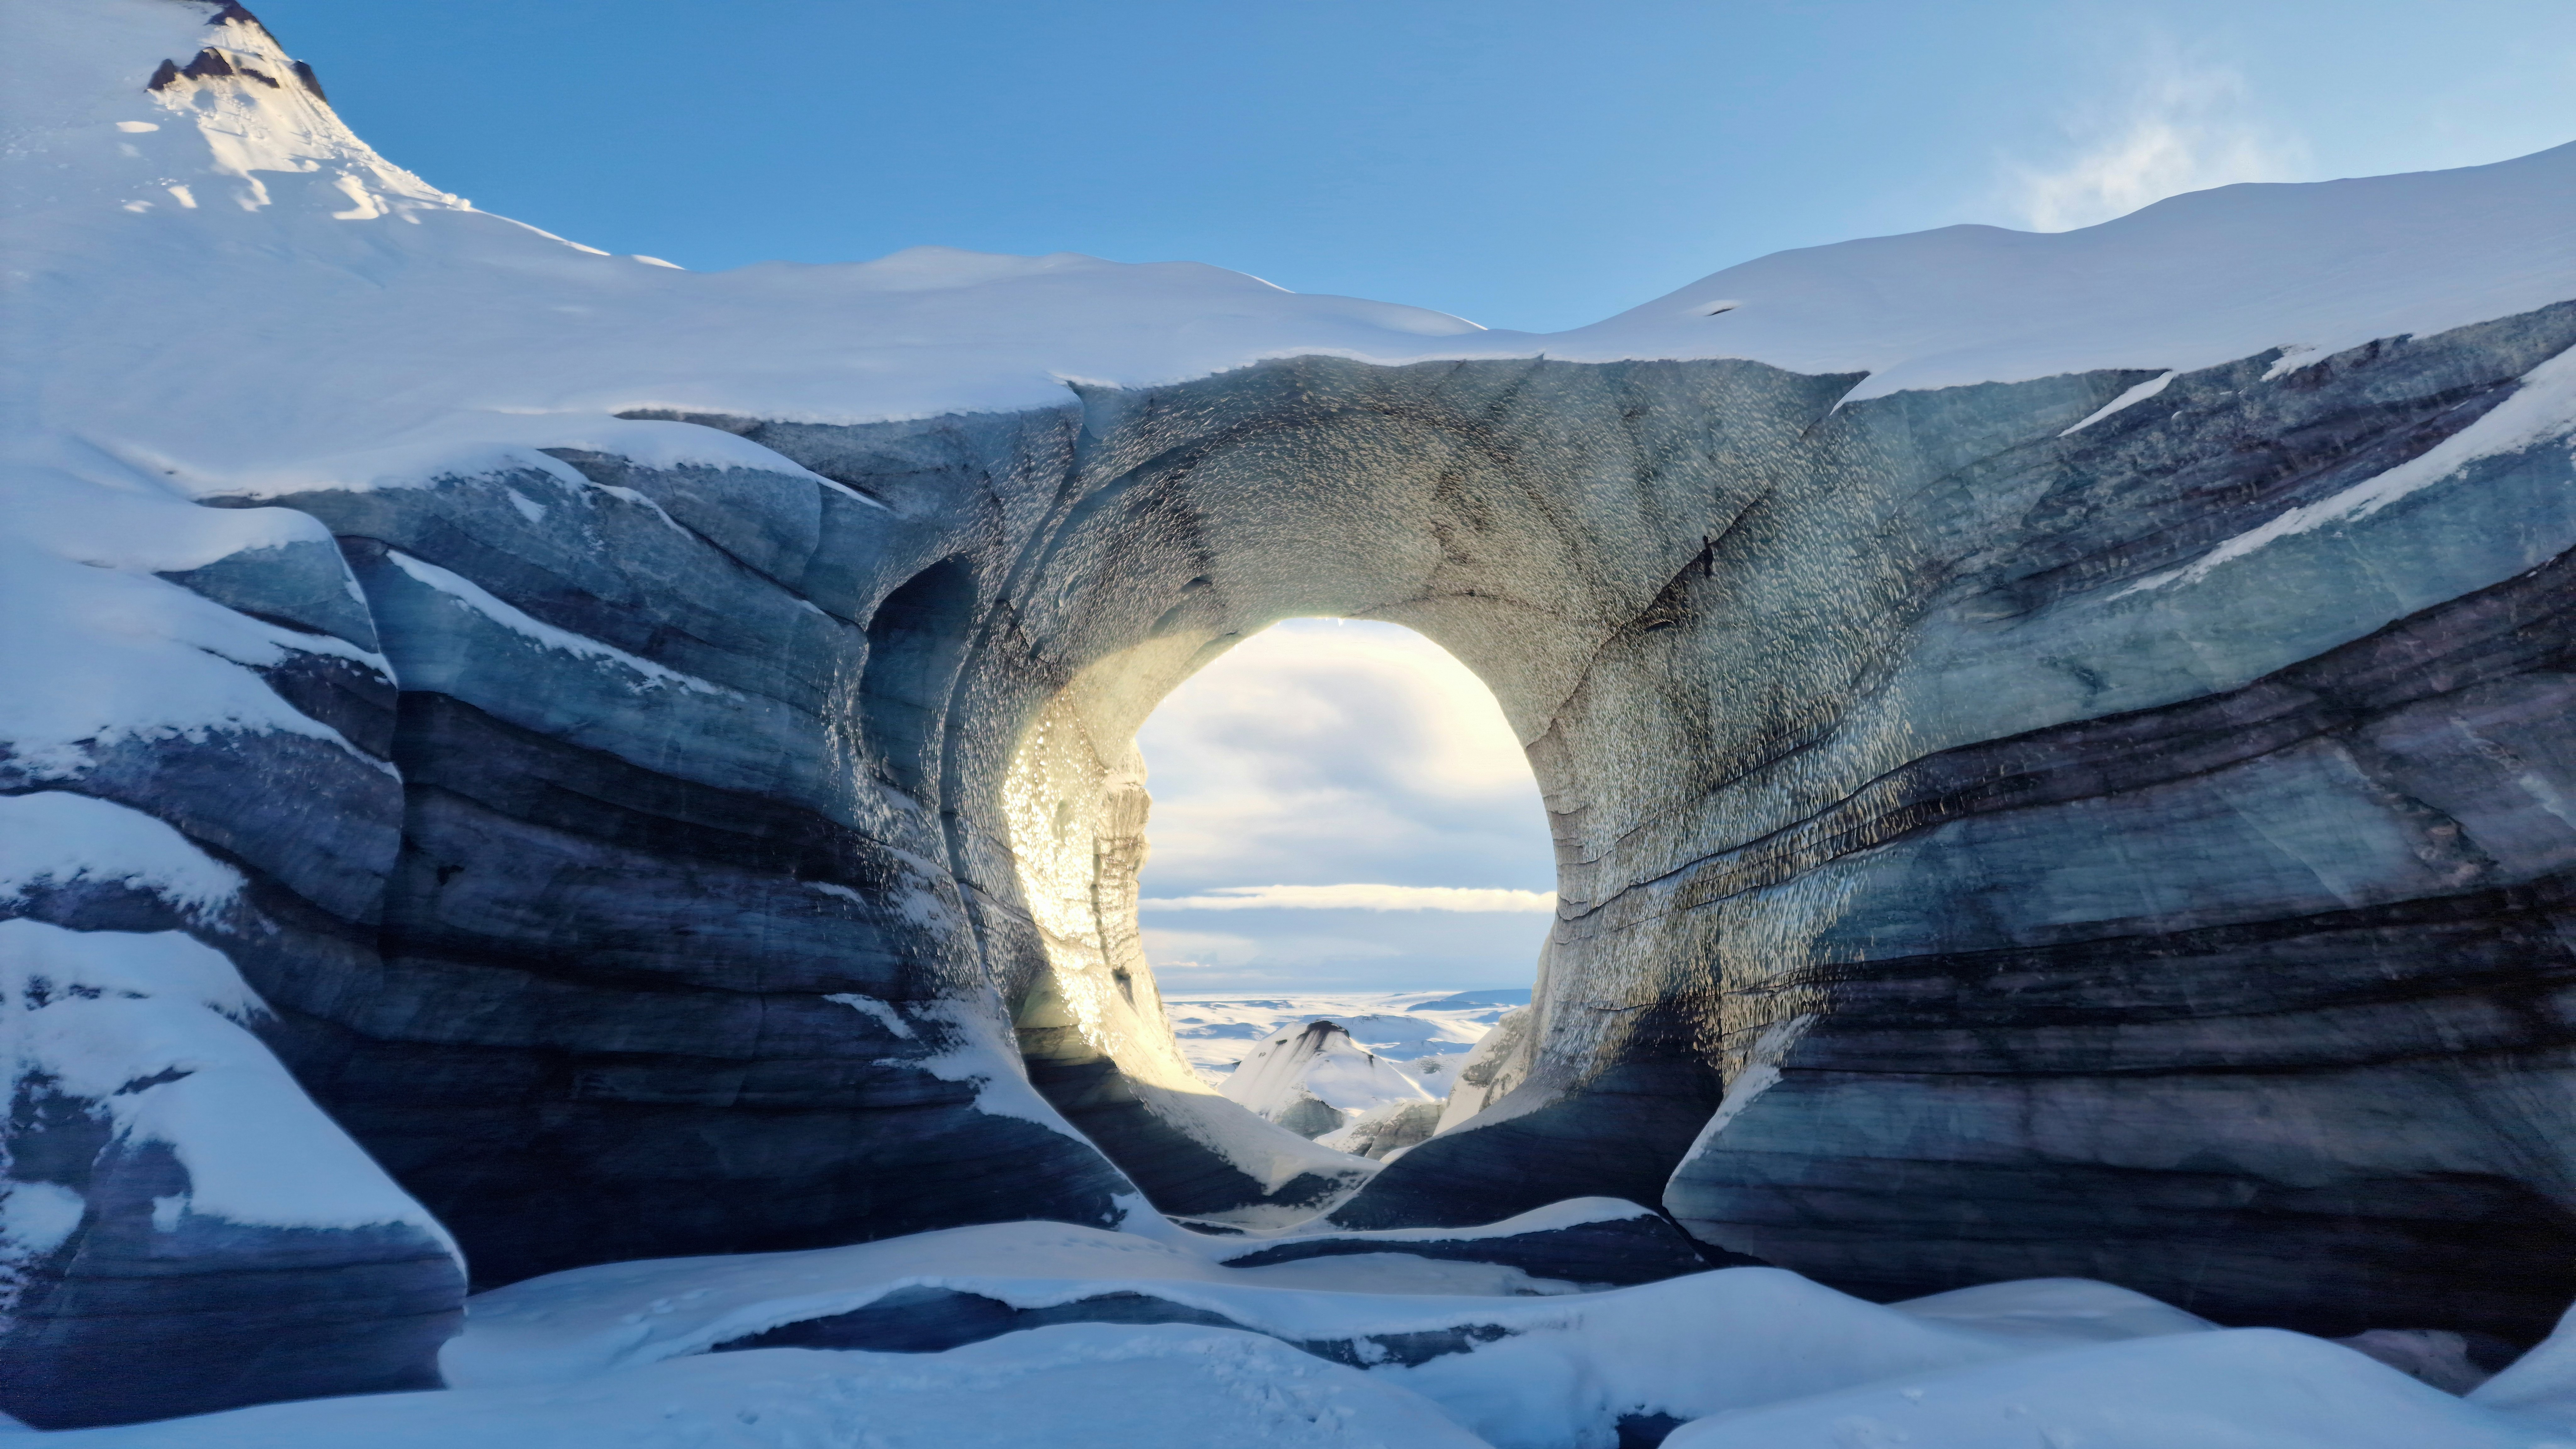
<box><xmin>2128</xmin><ymin>339</ymin><xmax>2576</xmax><ymax>594</ymax></box>
<box><xmin>7</xmin><ymin>0</ymin><xmax>2570</xmax><ymax>537</ymax></box>
<box><xmin>0</xmin><ymin>920</ymin><xmax>452</xmax><ymax>1239</ymax></box>
<box><xmin>0</xmin><ymin>457</ymin><xmax>393</xmax><ymax>783</ymax></box>
<box><xmin>436</xmin><ymin>1217</ymin><xmax>1495</xmax><ymax>1387</ymax></box>
<box><xmin>30</xmin><ymin>1195</ymin><xmax>2576</xmax><ymax>1446</ymax></box>
<box><xmin>2060</xmin><ymin>369</ymin><xmax>2176</xmax><ymax>434</ymax></box>
<box><xmin>907</xmin><ymin>996</ymin><xmax>1109</xmax><ymax>1137</ymax></box>
<box><xmin>1433</xmin><ymin>1001</ymin><xmax>1537</xmax><ymax>1131</ymax></box>
<box><xmin>38</xmin><ymin>1328</ymin><xmax>1494</xmax><ymax>1449</ymax></box>
<box><xmin>2475</xmin><ymin>1301</ymin><xmax>2576</xmax><ymax>1430</ymax></box>
<box><xmin>1220</xmin><ymin>1253</ymin><xmax>1585</xmax><ymax>1297</ymax></box>
<box><xmin>0</xmin><ymin>790</ymin><xmax>245</xmax><ymax>922</ymax></box>
<box><xmin>1662</xmin><ymin>1328</ymin><xmax>2576</xmax><ymax>1449</ymax></box>
<box><xmin>366</xmin><ymin>1214</ymin><xmax>2515</xmax><ymax>1449</ymax></box>
<box><xmin>1162</xmin><ymin>988</ymin><xmax>1515</xmax><ymax>1090</ymax></box>
<box><xmin>6</xmin><ymin>8</ymin><xmax>2574</xmax><ymax>1444</ymax></box>
<box><xmin>1163</xmin><ymin>987</ymin><xmax>1526</xmax><ymax>1141</ymax></box>
<box><xmin>1219</xmin><ymin>1021</ymin><xmax>1435</xmax><ymax>1133</ymax></box>
<box><xmin>823</xmin><ymin>992</ymin><xmax>915</xmax><ymax>1039</ymax></box>
<box><xmin>1546</xmin><ymin>148</ymin><xmax>2576</xmax><ymax>404</ymax></box>
<box><xmin>1202</xmin><ymin>1196</ymin><xmax>1661</xmax><ymax>1257</ymax></box>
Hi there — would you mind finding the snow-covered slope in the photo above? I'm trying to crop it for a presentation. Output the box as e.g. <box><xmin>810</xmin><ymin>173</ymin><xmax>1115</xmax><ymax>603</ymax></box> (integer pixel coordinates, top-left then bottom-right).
<box><xmin>6</xmin><ymin>0</ymin><xmax>2570</xmax><ymax>492</ymax></box>
<box><xmin>1547</xmin><ymin>148</ymin><xmax>2576</xmax><ymax>400</ymax></box>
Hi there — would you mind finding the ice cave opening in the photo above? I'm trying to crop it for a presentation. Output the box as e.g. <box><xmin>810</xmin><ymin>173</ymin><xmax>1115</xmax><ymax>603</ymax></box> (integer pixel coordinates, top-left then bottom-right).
<box><xmin>1002</xmin><ymin>613</ymin><xmax>1561</xmax><ymax>1210</ymax></box>
<box><xmin>1127</xmin><ymin>617</ymin><xmax>1557</xmax><ymax>1159</ymax></box>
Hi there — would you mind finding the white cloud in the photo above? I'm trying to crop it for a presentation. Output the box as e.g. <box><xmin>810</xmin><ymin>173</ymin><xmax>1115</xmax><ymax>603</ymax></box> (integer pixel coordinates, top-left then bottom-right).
<box><xmin>1141</xmin><ymin>926</ymin><xmax>1411</xmax><ymax>974</ymax></box>
<box><xmin>1129</xmin><ymin>617</ymin><xmax>1558</xmax><ymax>992</ymax></box>
<box><xmin>1138</xmin><ymin>928</ymin><xmax>1261</xmax><ymax>969</ymax></box>
<box><xmin>2006</xmin><ymin>50</ymin><xmax>2311</xmax><ymax>232</ymax></box>
<box><xmin>1132</xmin><ymin>617</ymin><xmax>1552</xmax><ymax>894</ymax></box>
<box><xmin>1140</xmin><ymin>884</ymin><xmax>1558</xmax><ymax>914</ymax></box>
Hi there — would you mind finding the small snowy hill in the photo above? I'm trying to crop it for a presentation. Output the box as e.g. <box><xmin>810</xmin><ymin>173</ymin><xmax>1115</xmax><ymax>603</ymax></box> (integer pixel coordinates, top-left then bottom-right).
<box><xmin>1217</xmin><ymin>1020</ymin><xmax>1436</xmax><ymax>1139</ymax></box>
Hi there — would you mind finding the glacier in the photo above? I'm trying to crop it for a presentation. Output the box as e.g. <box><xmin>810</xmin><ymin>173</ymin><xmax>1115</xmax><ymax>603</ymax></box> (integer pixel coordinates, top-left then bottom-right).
<box><xmin>3</xmin><ymin>0</ymin><xmax>2575</xmax><ymax>1440</ymax></box>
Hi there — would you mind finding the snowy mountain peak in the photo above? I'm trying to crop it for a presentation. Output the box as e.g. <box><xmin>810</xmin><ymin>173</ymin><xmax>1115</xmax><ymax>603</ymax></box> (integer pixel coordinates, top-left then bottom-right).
<box><xmin>145</xmin><ymin>21</ymin><xmax>328</xmax><ymax>105</ymax></box>
<box><xmin>2</xmin><ymin>0</ymin><xmax>463</xmax><ymax>230</ymax></box>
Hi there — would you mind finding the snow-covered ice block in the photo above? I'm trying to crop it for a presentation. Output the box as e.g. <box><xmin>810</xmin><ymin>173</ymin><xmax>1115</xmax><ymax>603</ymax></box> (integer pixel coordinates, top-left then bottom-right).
<box><xmin>2473</xmin><ymin>1299</ymin><xmax>2576</xmax><ymax>1432</ymax></box>
<box><xmin>0</xmin><ymin>921</ymin><xmax>460</xmax><ymax>1427</ymax></box>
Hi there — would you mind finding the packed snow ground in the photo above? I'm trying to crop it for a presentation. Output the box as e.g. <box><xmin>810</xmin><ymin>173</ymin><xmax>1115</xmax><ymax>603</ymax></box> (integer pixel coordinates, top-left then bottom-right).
<box><xmin>31</xmin><ymin>1209</ymin><xmax>2576</xmax><ymax>1447</ymax></box>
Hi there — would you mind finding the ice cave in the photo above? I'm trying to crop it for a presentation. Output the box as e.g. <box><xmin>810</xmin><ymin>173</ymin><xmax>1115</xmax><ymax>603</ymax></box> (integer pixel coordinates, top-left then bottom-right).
<box><xmin>4</xmin><ymin>2</ymin><xmax>2575</xmax><ymax>1445</ymax></box>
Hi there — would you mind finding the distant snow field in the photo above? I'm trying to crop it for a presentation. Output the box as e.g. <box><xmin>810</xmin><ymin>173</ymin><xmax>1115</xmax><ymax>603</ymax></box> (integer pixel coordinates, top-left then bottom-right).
<box><xmin>1163</xmin><ymin>987</ymin><xmax>1523</xmax><ymax>1088</ymax></box>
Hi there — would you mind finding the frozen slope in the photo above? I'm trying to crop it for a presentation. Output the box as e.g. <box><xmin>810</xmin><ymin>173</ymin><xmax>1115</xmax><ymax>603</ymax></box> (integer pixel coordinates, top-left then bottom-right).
<box><xmin>1547</xmin><ymin>147</ymin><xmax>2576</xmax><ymax>400</ymax></box>
<box><xmin>6</xmin><ymin>0</ymin><xmax>2576</xmax><ymax>1432</ymax></box>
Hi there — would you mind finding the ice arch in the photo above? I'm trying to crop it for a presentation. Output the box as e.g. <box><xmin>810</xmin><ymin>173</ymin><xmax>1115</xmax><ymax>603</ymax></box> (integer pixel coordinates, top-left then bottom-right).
<box><xmin>716</xmin><ymin>324</ymin><xmax>2576</xmax><ymax>1339</ymax></box>
<box><xmin>27</xmin><ymin>326</ymin><xmax>2576</xmax><ymax>1431</ymax></box>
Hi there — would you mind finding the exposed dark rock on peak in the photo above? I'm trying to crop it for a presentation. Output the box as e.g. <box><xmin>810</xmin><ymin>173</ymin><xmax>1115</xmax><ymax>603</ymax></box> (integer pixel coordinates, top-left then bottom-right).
<box><xmin>144</xmin><ymin>3</ymin><xmax>314</xmax><ymax>97</ymax></box>
<box><xmin>147</xmin><ymin>46</ymin><xmax>279</xmax><ymax>91</ymax></box>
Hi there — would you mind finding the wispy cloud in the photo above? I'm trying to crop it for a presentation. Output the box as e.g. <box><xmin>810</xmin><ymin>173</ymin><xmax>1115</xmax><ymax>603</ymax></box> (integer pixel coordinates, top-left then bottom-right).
<box><xmin>1138</xmin><ymin>928</ymin><xmax>1260</xmax><ymax>969</ymax></box>
<box><xmin>1130</xmin><ymin>618</ymin><xmax>1558</xmax><ymax>991</ymax></box>
<box><xmin>1132</xmin><ymin>619</ymin><xmax>1552</xmax><ymax>894</ymax></box>
<box><xmin>2006</xmin><ymin>48</ymin><xmax>2311</xmax><ymax>232</ymax></box>
<box><xmin>1140</xmin><ymin>884</ymin><xmax>1558</xmax><ymax>914</ymax></box>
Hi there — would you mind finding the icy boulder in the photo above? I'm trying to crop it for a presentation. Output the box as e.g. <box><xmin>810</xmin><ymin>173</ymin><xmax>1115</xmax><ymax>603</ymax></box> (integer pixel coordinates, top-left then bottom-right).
<box><xmin>0</xmin><ymin>921</ymin><xmax>461</xmax><ymax>1428</ymax></box>
<box><xmin>1220</xmin><ymin>1021</ymin><xmax>1435</xmax><ymax>1140</ymax></box>
<box><xmin>1318</xmin><ymin>1100</ymin><xmax>1445</xmax><ymax>1159</ymax></box>
<box><xmin>1429</xmin><ymin>1004</ymin><xmax>1536</xmax><ymax>1133</ymax></box>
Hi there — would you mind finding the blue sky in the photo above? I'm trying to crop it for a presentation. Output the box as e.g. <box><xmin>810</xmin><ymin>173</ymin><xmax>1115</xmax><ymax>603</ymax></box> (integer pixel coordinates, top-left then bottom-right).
<box><xmin>256</xmin><ymin>0</ymin><xmax>2574</xmax><ymax>333</ymax></box>
<box><xmin>248</xmin><ymin>0</ymin><xmax>2575</xmax><ymax>993</ymax></box>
